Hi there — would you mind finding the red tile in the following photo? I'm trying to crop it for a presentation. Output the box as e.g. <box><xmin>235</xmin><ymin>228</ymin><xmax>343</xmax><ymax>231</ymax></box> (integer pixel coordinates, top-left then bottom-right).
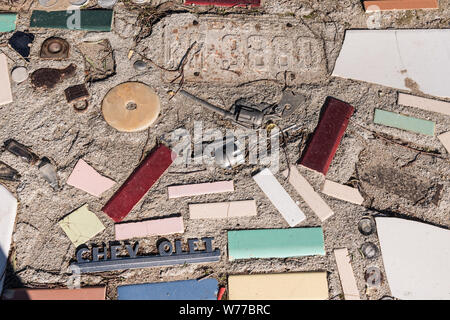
<box><xmin>102</xmin><ymin>145</ymin><xmax>176</xmax><ymax>222</ymax></box>
<box><xmin>184</xmin><ymin>0</ymin><xmax>260</xmax><ymax>7</ymax></box>
<box><xmin>299</xmin><ymin>97</ymin><xmax>354</xmax><ymax>175</ymax></box>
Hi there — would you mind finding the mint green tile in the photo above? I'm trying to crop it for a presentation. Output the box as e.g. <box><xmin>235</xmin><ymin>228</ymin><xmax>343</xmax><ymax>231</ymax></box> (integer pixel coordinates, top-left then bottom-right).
<box><xmin>228</xmin><ymin>228</ymin><xmax>325</xmax><ymax>261</ymax></box>
<box><xmin>0</xmin><ymin>14</ymin><xmax>17</xmax><ymax>32</ymax></box>
<box><xmin>374</xmin><ymin>109</ymin><xmax>435</xmax><ymax>136</ymax></box>
<box><xmin>30</xmin><ymin>10</ymin><xmax>113</xmax><ymax>32</ymax></box>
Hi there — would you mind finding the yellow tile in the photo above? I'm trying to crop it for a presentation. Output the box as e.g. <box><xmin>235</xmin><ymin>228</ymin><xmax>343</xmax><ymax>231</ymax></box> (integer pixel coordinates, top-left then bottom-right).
<box><xmin>228</xmin><ymin>272</ymin><xmax>328</xmax><ymax>300</ymax></box>
<box><xmin>59</xmin><ymin>204</ymin><xmax>105</xmax><ymax>247</ymax></box>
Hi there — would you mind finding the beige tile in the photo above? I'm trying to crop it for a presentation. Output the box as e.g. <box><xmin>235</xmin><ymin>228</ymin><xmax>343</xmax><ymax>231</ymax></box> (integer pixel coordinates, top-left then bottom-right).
<box><xmin>283</xmin><ymin>166</ymin><xmax>334</xmax><ymax>222</ymax></box>
<box><xmin>322</xmin><ymin>180</ymin><xmax>364</xmax><ymax>205</ymax></box>
<box><xmin>334</xmin><ymin>248</ymin><xmax>360</xmax><ymax>300</ymax></box>
<box><xmin>189</xmin><ymin>200</ymin><xmax>257</xmax><ymax>219</ymax></box>
<box><xmin>228</xmin><ymin>272</ymin><xmax>329</xmax><ymax>300</ymax></box>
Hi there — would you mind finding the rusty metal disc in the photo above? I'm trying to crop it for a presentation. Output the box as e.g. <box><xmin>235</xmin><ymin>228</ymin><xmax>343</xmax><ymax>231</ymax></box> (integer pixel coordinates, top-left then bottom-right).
<box><xmin>101</xmin><ymin>82</ymin><xmax>160</xmax><ymax>132</ymax></box>
<box><xmin>40</xmin><ymin>37</ymin><xmax>70</xmax><ymax>59</ymax></box>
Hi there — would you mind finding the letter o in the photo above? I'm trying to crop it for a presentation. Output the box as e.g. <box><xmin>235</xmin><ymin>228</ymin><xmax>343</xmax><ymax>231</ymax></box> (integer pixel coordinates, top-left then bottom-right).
<box><xmin>158</xmin><ymin>240</ymin><xmax>173</xmax><ymax>256</ymax></box>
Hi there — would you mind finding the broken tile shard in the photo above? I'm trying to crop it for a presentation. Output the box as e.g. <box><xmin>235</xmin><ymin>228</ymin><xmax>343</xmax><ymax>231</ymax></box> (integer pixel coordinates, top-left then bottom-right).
<box><xmin>184</xmin><ymin>0</ymin><xmax>260</xmax><ymax>7</ymax></box>
<box><xmin>374</xmin><ymin>109</ymin><xmax>435</xmax><ymax>136</ymax></box>
<box><xmin>8</xmin><ymin>31</ymin><xmax>34</xmax><ymax>61</ymax></box>
<box><xmin>282</xmin><ymin>166</ymin><xmax>334</xmax><ymax>222</ymax></box>
<box><xmin>0</xmin><ymin>185</ymin><xmax>18</xmax><ymax>294</ymax></box>
<box><xmin>67</xmin><ymin>159</ymin><xmax>115</xmax><ymax>197</ymax></box>
<box><xmin>332</xmin><ymin>29</ymin><xmax>450</xmax><ymax>98</ymax></box>
<box><xmin>0</xmin><ymin>53</ymin><xmax>13</xmax><ymax>106</ymax></box>
<box><xmin>115</xmin><ymin>216</ymin><xmax>184</xmax><ymax>240</ymax></box>
<box><xmin>3</xmin><ymin>139</ymin><xmax>39</xmax><ymax>164</ymax></box>
<box><xmin>364</xmin><ymin>0</ymin><xmax>438</xmax><ymax>11</ymax></box>
<box><xmin>78</xmin><ymin>39</ymin><xmax>115</xmax><ymax>82</ymax></box>
<box><xmin>102</xmin><ymin>145</ymin><xmax>176</xmax><ymax>222</ymax></box>
<box><xmin>334</xmin><ymin>248</ymin><xmax>360</xmax><ymax>300</ymax></box>
<box><xmin>38</xmin><ymin>157</ymin><xmax>59</xmax><ymax>190</ymax></box>
<box><xmin>253</xmin><ymin>168</ymin><xmax>305</xmax><ymax>227</ymax></box>
<box><xmin>438</xmin><ymin>132</ymin><xmax>450</xmax><ymax>153</ymax></box>
<box><xmin>189</xmin><ymin>200</ymin><xmax>257</xmax><ymax>219</ymax></box>
<box><xmin>0</xmin><ymin>13</ymin><xmax>17</xmax><ymax>32</ymax></box>
<box><xmin>117</xmin><ymin>279</ymin><xmax>218</xmax><ymax>300</ymax></box>
<box><xmin>168</xmin><ymin>180</ymin><xmax>234</xmax><ymax>199</ymax></box>
<box><xmin>2</xmin><ymin>287</ymin><xmax>106</xmax><ymax>300</ymax></box>
<box><xmin>30</xmin><ymin>10</ymin><xmax>113</xmax><ymax>31</ymax></box>
<box><xmin>0</xmin><ymin>161</ymin><xmax>20</xmax><ymax>181</ymax></box>
<box><xmin>398</xmin><ymin>93</ymin><xmax>450</xmax><ymax>117</ymax></box>
<box><xmin>30</xmin><ymin>64</ymin><xmax>76</xmax><ymax>89</ymax></box>
<box><xmin>228</xmin><ymin>272</ymin><xmax>328</xmax><ymax>300</ymax></box>
<box><xmin>228</xmin><ymin>228</ymin><xmax>325</xmax><ymax>261</ymax></box>
<box><xmin>299</xmin><ymin>97</ymin><xmax>354</xmax><ymax>175</ymax></box>
<box><xmin>322</xmin><ymin>180</ymin><xmax>364</xmax><ymax>205</ymax></box>
<box><xmin>59</xmin><ymin>204</ymin><xmax>105</xmax><ymax>247</ymax></box>
<box><xmin>376</xmin><ymin>217</ymin><xmax>450</xmax><ymax>300</ymax></box>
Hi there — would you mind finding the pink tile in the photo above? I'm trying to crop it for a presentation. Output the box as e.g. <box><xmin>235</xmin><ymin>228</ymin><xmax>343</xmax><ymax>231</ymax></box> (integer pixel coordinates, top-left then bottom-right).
<box><xmin>67</xmin><ymin>159</ymin><xmax>116</xmax><ymax>197</ymax></box>
<box><xmin>168</xmin><ymin>181</ymin><xmax>234</xmax><ymax>199</ymax></box>
<box><xmin>115</xmin><ymin>216</ymin><xmax>184</xmax><ymax>240</ymax></box>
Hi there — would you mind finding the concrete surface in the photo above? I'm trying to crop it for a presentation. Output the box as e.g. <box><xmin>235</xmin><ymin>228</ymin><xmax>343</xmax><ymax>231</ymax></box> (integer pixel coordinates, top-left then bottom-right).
<box><xmin>0</xmin><ymin>0</ymin><xmax>448</xmax><ymax>300</ymax></box>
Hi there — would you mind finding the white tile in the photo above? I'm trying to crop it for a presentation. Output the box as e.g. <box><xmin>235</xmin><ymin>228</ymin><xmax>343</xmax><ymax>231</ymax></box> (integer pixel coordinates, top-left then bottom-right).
<box><xmin>0</xmin><ymin>53</ymin><xmax>13</xmax><ymax>105</ymax></box>
<box><xmin>253</xmin><ymin>168</ymin><xmax>306</xmax><ymax>227</ymax></box>
<box><xmin>332</xmin><ymin>29</ymin><xmax>450</xmax><ymax>99</ymax></box>
<box><xmin>376</xmin><ymin>217</ymin><xmax>450</xmax><ymax>300</ymax></box>
<box><xmin>0</xmin><ymin>185</ymin><xmax>17</xmax><ymax>293</ymax></box>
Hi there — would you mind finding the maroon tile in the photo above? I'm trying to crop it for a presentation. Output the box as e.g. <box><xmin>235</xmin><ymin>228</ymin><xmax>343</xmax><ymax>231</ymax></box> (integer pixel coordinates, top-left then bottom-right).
<box><xmin>299</xmin><ymin>97</ymin><xmax>354</xmax><ymax>175</ymax></box>
<box><xmin>102</xmin><ymin>145</ymin><xmax>177</xmax><ymax>222</ymax></box>
<box><xmin>184</xmin><ymin>0</ymin><xmax>260</xmax><ymax>7</ymax></box>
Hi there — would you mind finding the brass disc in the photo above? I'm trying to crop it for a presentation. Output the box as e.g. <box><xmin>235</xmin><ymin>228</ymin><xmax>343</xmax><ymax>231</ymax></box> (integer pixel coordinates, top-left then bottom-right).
<box><xmin>101</xmin><ymin>82</ymin><xmax>160</xmax><ymax>132</ymax></box>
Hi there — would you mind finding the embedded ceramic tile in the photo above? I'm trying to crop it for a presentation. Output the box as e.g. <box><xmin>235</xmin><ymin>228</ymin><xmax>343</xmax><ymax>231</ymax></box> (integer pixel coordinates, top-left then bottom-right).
<box><xmin>115</xmin><ymin>216</ymin><xmax>184</xmax><ymax>240</ymax></box>
<box><xmin>0</xmin><ymin>185</ymin><xmax>18</xmax><ymax>293</ymax></box>
<box><xmin>398</xmin><ymin>93</ymin><xmax>450</xmax><ymax>116</ymax></box>
<box><xmin>228</xmin><ymin>272</ymin><xmax>328</xmax><ymax>300</ymax></box>
<box><xmin>334</xmin><ymin>248</ymin><xmax>360</xmax><ymax>300</ymax></box>
<box><xmin>253</xmin><ymin>168</ymin><xmax>305</xmax><ymax>227</ymax></box>
<box><xmin>67</xmin><ymin>159</ymin><xmax>115</xmax><ymax>197</ymax></box>
<box><xmin>374</xmin><ymin>109</ymin><xmax>435</xmax><ymax>136</ymax></box>
<box><xmin>168</xmin><ymin>181</ymin><xmax>234</xmax><ymax>199</ymax></box>
<box><xmin>376</xmin><ymin>217</ymin><xmax>450</xmax><ymax>300</ymax></box>
<box><xmin>283</xmin><ymin>166</ymin><xmax>334</xmax><ymax>221</ymax></box>
<box><xmin>228</xmin><ymin>228</ymin><xmax>325</xmax><ymax>261</ymax></box>
<box><xmin>117</xmin><ymin>279</ymin><xmax>218</xmax><ymax>300</ymax></box>
<box><xmin>59</xmin><ymin>204</ymin><xmax>105</xmax><ymax>247</ymax></box>
<box><xmin>189</xmin><ymin>200</ymin><xmax>257</xmax><ymax>219</ymax></box>
<box><xmin>333</xmin><ymin>29</ymin><xmax>450</xmax><ymax>98</ymax></box>
<box><xmin>322</xmin><ymin>180</ymin><xmax>364</xmax><ymax>205</ymax></box>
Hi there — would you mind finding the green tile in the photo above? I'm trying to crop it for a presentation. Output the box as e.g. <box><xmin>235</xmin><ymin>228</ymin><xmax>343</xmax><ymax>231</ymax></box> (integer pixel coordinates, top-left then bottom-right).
<box><xmin>30</xmin><ymin>10</ymin><xmax>113</xmax><ymax>32</ymax></box>
<box><xmin>374</xmin><ymin>109</ymin><xmax>435</xmax><ymax>136</ymax></box>
<box><xmin>0</xmin><ymin>14</ymin><xmax>17</xmax><ymax>32</ymax></box>
<box><xmin>228</xmin><ymin>228</ymin><xmax>325</xmax><ymax>261</ymax></box>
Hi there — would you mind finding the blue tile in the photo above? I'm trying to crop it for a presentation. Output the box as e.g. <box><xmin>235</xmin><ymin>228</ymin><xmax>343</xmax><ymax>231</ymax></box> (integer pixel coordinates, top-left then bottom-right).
<box><xmin>117</xmin><ymin>279</ymin><xmax>218</xmax><ymax>300</ymax></box>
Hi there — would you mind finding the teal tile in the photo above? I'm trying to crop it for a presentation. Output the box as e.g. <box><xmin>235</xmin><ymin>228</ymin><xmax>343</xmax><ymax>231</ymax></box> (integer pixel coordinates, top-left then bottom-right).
<box><xmin>0</xmin><ymin>14</ymin><xmax>17</xmax><ymax>32</ymax></box>
<box><xmin>30</xmin><ymin>10</ymin><xmax>113</xmax><ymax>32</ymax></box>
<box><xmin>374</xmin><ymin>109</ymin><xmax>435</xmax><ymax>136</ymax></box>
<box><xmin>228</xmin><ymin>228</ymin><xmax>325</xmax><ymax>261</ymax></box>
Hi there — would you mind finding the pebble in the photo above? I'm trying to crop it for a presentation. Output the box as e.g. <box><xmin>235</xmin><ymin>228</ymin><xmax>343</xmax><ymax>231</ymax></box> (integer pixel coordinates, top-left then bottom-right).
<box><xmin>133</xmin><ymin>60</ymin><xmax>147</xmax><ymax>71</ymax></box>
<box><xmin>98</xmin><ymin>0</ymin><xmax>117</xmax><ymax>8</ymax></box>
<box><xmin>11</xmin><ymin>67</ymin><xmax>28</xmax><ymax>83</ymax></box>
